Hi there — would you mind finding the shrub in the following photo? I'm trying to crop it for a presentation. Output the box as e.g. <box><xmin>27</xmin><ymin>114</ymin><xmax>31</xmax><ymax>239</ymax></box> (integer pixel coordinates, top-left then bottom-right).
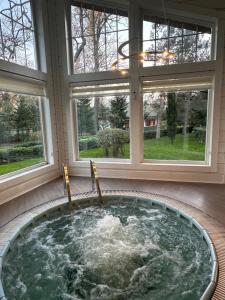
<box><xmin>144</xmin><ymin>129</ymin><xmax>167</xmax><ymax>140</ymax></box>
<box><xmin>193</xmin><ymin>127</ymin><xmax>206</xmax><ymax>143</ymax></box>
<box><xmin>0</xmin><ymin>145</ymin><xmax>44</xmax><ymax>163</ymax></box>
<box><xmin>97</xmin><ymin>129</ymin><xmax>112</xmax><ymax>157</ymax></box>
<box><xmin>79</xmin><ymin>136</ymin><xmax>98</xmax><ymax>151</ymax></box>
<box><xmin>15</xmin><ymin>141</ymin><xmax>41</xmax><ymax>148</ymax></box>
<box><xmin>97</xmin><ymin>128</ymin><xmax>129</xmax><ymax>158</ymax></box>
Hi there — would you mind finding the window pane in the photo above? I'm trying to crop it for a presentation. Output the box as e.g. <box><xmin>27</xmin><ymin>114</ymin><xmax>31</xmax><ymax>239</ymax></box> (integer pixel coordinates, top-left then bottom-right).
<box><xmin>76</xmin><ymin>95</ymin><xmax>130</xmax><ymax>159</ymax></box>
<box><xmin>143</xmin><ymin>90</ymin><xmax>208</xmax><ymax>161</ymax></box>
<box><xmin>71</xmin><ymin>3</ymin><xmax>129</xmax><ymax>73</ymax></box>
<box><xmin>0</xmin><ymin>0</ymin><xmax>37</xmax><ymax>69</ymax></box>
<box><xmin>0</xmin><ymin>91</ymin><xmax>46</xmax><ymax>176</ymax></box>
<box><xmin>143</xmin><ymin>17</ymin><xmax>212</xmax><ymax>67</ymax></box>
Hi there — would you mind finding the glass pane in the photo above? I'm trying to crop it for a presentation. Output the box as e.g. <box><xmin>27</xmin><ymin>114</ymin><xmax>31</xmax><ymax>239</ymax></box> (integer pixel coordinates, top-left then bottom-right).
<box><xmin>169</xmin><ymin>37</ymin><xmax>182</xmax><ymax>64</ymax></box>
<box><xmin>0</xmin><ymin>0</ymin><xmax>37</xmax><ymax>69</ymax></box>
<box><xmin>143</xmin><ymin>40</ymin><xmax>155</xmax><ymax>67</ymax></box>
<box><xmin>143</xmin><ymin>17</ymin><xmax>212</xmax><ymax>67</ymax></box>
<box><xmin>183</xmin><ymin>35</ymin><xmax>197</xmax><ymax>62</ymax></box>
<box><xmin>76</xmin><ymin>95</ymin><xmax>130</xmax><ymax>159</ymax></box>
<box><xmin>197</xmin><ymin>33</ymin><xmax>211</xmax><ymax>61</ymax></box>
<box><xmin>143</xmin><ymin>20</ymin><xmax>155</xmax><ymax>40</ymax></box>
<box><xmin>143</xmin><ymin>90</ymin><xmax>208</xmax><ymax>161</ymax></box>
<box><xmin>156</xmin><ymin>23</ymin><xmax>168</xmax><ymax>39</ymax></box>
<box><xmin>169</xmin><ymin>26</ymin><xmax>182</xmax><ymax>37</ymax></box>
<box><xmin>71</xmin><ymin>4</ymin><xmax>129</xmax><ymax>73</ymax></box>
<box><xmin>117</xmin><ymin>15</ymin><xmax>129</xmax><ymax>31</ymax></box>
<box><xmin>0</xmin><ymin>91</ymin><xmax>46</xmax><ymax>176</ymax></box>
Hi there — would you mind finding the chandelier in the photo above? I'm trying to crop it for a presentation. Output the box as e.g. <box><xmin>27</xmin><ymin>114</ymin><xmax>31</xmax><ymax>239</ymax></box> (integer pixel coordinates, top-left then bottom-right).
<box><xmin>111</xmin><ymin>40</ymin><xmax>176</xmax><ymax>75</ymax></box>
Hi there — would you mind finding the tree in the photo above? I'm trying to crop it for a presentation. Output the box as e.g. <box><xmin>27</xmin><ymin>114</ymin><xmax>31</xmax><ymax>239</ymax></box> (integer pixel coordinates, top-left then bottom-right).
<box><xmin>0</xmin><ymin>91</ymin><xmax>15</xmax><ymax>143</ymax></box>
<box><xmin>0</xmin><ymin>0</ymin><xmax>35</xmax><ymax>67</ymax></box>
<box><xmin>77</xmin><ymin>98</ymin><xmax>95</xmax><ymax>136</ymax></box>
<box><xmin>109</xmin><ymin>96</ymin><xmax>128</xmax><ymax>129</ymax></box>
<box><xmin>144</xmin><ymin>92</ymin><xmax>166</xmax><ymax>139</ymax></box>
<box><xmin>98</xmin><ymin>102</ymin><xmax>110</xmax><ymax>130</ymax></box>
<box><xmin>71</xmin><ymin>5</ymin><xmax>128</xmax><ymax>131</ymax></box>
<box><xmin>166</xmin><ymin>93</ymin><xmax>177</xmax><ymax>144</ymax></box>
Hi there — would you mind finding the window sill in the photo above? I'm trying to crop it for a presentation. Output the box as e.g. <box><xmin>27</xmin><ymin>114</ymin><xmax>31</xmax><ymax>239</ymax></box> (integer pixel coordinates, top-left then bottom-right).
<box><xmin>0</xmin><ymin>162</ymin><xmax>52</xmax><ymax>184</ymax></box>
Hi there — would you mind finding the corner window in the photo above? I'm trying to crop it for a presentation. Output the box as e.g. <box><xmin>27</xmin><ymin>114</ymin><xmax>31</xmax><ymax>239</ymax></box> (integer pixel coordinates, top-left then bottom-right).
<box><xmin>72</xmin><ymin>83</ymin><xmax>130</xmax><ymax>159</ymax></box>
<box><xmin>0</xmin><ymin>0</ymin><xmax>37</xmax><ymax>69</ymax></box>
<box><xmin>71</xmin><ymin>2</ymin><xmax>129</xmax><ymax>73</ymax></box>
<box><xmin>0</xmin><ymin>74</ymin><xmax>52</xmax><ymax>177</ymax></box>
<box><xmin>143</xmin><ymin>16</ymin><xmax>212</xmax><ymax>67</ymax></box>
<box><xmin>142</xmin><ymin>78</ymin><xmax>211</xmax><ymax>162</ymax></box>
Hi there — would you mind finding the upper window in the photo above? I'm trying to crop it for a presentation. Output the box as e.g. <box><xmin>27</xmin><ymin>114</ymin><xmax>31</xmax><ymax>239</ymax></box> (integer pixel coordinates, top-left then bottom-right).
<box><xmin>71</xmin><ymin>1</ymin><xmax>129</xmax><ymax>73</ymax></box>
<box><xmin>0</xmin><ymin>0</ymin><xmax>37</xmax><ymax>69</ymax></box>
<box><xmin>143</xmin><ymin>16</ymin><xmax>212</xmax><ymax>67</ymax></box>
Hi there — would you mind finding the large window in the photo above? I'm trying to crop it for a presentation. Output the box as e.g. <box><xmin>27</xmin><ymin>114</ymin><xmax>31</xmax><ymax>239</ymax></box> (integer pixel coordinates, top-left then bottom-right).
<box><xmin>0</xmin><ymin>0</ymin><xmax>37</xmax><ymax>68</ymax></box>
<box><xmin>69</xmin><ymin>1</ymin><xmax>218</xmax><ymax>172</ymax></box>
<box><xmin>71</xmin><ymin>2</ymin><xmax>129</xmax><ymax>73</ymax></box>
<box><xmin>72</xmin><ymin>83</ymin><xmax>130</xmax><ymax>159</ymax></box>
<box><xmin>142</xmin><ymin>79</ymin><xmax>211</xmax><ymax>162</ymax></box>
<box><xmin>143</xmin><ymin>16</ymin><xmax>212</xmax><ymax>67</ymax></box>
<box><xmin>0</xmin><ymin>91</ymin><xmax>46</xmax><ymax>176</ymax></box>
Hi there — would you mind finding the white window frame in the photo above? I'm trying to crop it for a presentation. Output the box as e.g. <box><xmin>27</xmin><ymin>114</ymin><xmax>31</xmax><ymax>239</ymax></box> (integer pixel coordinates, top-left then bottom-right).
<box><xmin>70</xmin><ymin>79</ymin><xmax>131</xmax><ymax>162</ymax></box>
<box><xmin>140</xmin><ymin>74</ymin><xmax>214</xmax><ymax>166</ymax></box>
<box><xmin>0</xmin><ymin>0</ymin><xmax>56</xmax><ymax>182</ymax></box>
<box><xmin>66</xmin><ymin>0</ymin><xmax>224</xmax><ymax>179</ymax></box>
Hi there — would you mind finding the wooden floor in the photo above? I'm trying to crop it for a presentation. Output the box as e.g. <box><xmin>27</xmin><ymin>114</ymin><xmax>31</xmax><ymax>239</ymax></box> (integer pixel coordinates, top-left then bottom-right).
<box><xmin>0</xmin><ymin>176</ymin><xmax>225</xmax><ymax>298</ymax></box>
<box><xmin>1</xmin><ymin>176</ymin><xmax>225</xmax><ymax>228</ymax></box>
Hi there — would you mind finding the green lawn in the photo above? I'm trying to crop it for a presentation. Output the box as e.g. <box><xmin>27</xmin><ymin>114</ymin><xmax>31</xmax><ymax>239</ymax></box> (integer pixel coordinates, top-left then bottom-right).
<box><xmin>80</xmin><ymin>134</ymin><xmax>205</xmax><ymax>161</ymax></box>
<box><xmin>0</xmin><ymin>158</ymin><xmax>44</xmax><ymax>175</ymax></box>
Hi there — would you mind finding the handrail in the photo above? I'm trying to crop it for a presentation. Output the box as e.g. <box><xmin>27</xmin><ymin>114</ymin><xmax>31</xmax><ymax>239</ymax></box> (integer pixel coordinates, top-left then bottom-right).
<box><xmin>90</xmin><ymin>160</ymin><xmax>103</xmax><ymax>205</ymax></box>
<box><xmin>62</xmin><ymin>164</ymin><xmax>72</xmax><ymax>208</ymax></box>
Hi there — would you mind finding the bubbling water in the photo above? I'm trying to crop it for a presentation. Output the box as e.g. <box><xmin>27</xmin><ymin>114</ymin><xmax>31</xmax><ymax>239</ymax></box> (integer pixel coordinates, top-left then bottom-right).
<box><xmin>3</xmin><ymin>201</ymin><xmax>211</xmax><ymax>300</ymax></box>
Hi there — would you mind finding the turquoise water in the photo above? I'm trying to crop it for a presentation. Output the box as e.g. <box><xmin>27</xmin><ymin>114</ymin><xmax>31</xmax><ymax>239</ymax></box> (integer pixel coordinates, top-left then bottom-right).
<box><xmin>3</xmin><ymin>200</ymin><xmax>211</xmax><ymax>300</ymax></box>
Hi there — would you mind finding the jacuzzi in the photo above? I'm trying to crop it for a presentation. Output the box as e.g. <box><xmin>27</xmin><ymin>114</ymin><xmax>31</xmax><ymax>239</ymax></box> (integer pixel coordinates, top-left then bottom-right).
<box><xmin>0</xmin><ymin>191</ymin><xmax>218</xmax><ymax>300</ymax></box>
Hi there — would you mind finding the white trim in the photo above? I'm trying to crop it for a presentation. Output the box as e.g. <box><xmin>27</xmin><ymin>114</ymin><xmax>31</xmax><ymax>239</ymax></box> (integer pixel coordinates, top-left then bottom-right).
<box><xmin>0</xmin><ymin>75</ymin><xmax>46</xmax><ymax>96</ymax></box>
<box><xmin>65</xmin><ymin>0</ymin><xmax>225</xmax><ymax>183</ymax></box>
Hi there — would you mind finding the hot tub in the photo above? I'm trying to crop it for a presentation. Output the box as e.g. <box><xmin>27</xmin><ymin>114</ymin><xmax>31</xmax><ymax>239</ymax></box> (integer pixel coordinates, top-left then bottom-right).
<box><xmin>0</xmin><ymin>192</ymin><xmax>217</xmax><ymax>300</ymax></box>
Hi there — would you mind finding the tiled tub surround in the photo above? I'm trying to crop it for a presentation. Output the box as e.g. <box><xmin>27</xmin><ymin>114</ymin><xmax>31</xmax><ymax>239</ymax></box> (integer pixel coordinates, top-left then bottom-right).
<box><xmin>0</xmin><ymin>190</ymin><xmax>223</xmax><ymax>300</ymax></box>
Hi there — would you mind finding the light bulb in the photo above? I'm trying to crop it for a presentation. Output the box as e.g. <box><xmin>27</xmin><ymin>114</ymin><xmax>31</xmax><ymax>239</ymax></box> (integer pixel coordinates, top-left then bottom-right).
<box><xmin>162</xmin><ymin>49</ymin><xmax>169</xmax><ymax>57</ymax></box>
<box><xmin>120</xmin><ymin>70</ymin><xmax>128</xmax><ymax>75</ymax></box>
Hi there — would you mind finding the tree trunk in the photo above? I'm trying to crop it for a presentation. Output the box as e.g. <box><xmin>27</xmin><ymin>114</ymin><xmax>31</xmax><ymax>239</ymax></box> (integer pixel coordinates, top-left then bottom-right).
<box><xmin>156</xmin><ymin>114</ymin><xmax>161</xmax><ymax>139</ymax></box>
<box><xmin>183</xmin><ymin>93</ymin><xmax>191</xmax><ymax>135</ymax></box>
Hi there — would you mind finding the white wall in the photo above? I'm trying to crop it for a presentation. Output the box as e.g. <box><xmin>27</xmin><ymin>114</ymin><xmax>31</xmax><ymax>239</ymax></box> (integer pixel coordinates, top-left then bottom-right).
<box><xmin>1</xmin><ymin>0</ymin><xmax>225</xmax><ymax>209</ymax></box>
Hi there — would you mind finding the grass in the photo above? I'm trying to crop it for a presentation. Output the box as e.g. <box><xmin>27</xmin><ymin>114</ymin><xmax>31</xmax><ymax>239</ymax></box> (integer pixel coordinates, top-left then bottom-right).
<box><xmin>80</xmin><ymin>134</ymin><xmax>205</xmax><ymax>161</ymax></box>
<box><xmin>0</xmin><ymin>157</ymin><xmax>44</xmax><ymax>175</ymax></box>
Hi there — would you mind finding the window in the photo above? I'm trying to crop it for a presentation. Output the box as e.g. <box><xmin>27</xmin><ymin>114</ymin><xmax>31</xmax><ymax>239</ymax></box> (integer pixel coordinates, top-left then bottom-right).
<box><xmin>0</xmin><ymin>0</ymin><xmax>37</xmax><ymax>69</ymax></box>
<box><xmin>68</xmin><ymin>1</ymin><xmax>218</xmax><ymax>173</ymax></box>
<box><xmin>72</xmin><ymin>83</ymin><xmax>130</xmax><ymax>159</ymax></box>
<box><xmin>142</xmin><ymin>78</ymin><xmax>211</xmax><ymax>162</ymax></box>
<box><xmin>143</xmin><ymin>16</ymin><xmax>212</xmax><ymax>67</ymax></box>
<box><xmin>0</xmin><ymin>91</ymin><xmax>46</xmax><ymax>176</ymax></box>
<box><xmin>0</xmin><ymin>75</ymin><xmax>51</xmax><ymax>176</ymax></box>
<box><xmin>71</xmin><ymin>1</ymin><xmax>129</xmax><ymax>73</ymax></box>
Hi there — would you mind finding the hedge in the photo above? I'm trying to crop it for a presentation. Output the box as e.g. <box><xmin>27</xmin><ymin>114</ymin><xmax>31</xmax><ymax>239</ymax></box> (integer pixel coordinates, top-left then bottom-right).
<box><xmin>193</xmin><ymin>127</ymin><xmax>206</xmax><ymax>143</ymax></box>
<box><xmin>143</xmin><ymin>127</ymin><xmax>184</xmax><ymax>140</ymax></box>
<box><xmin>79</xmin><ymin>136</ymin><xmax>98</xmax><ymax>151</ymax></box>
<box><xmin>0</xmin><ymin>145</ymin><xmax>43</xmax><ymax>163</ymax></box>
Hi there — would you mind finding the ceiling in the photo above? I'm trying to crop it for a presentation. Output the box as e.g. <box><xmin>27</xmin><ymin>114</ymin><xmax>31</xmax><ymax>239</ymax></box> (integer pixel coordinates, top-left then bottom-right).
<box><xmin>167</xmin><ymin>0</ymin><xmax>225</xmax><ymax>11</ymax></box>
